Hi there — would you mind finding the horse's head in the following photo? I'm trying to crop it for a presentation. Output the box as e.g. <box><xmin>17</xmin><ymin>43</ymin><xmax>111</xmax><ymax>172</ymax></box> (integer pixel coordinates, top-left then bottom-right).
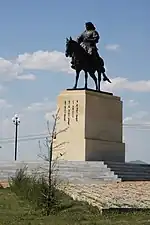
<box><xmin>65</xmin><ymin>37</ymin><xmax>76</xmax><ymax>57</ymax></box>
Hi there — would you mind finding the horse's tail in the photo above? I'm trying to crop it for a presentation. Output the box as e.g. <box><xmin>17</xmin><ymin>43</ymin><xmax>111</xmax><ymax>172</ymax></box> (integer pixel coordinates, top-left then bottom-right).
<box><xmin>99</xmin><ymin>56</ymin><xmax>104</xmax><ymax>67</ymax></box>
<box><xmin>98</xmin><ymin>57</ymin><xmax>106</xmax><ymax>72</ymax></box>
<box><xmin>101</xmin><ymin>66</ymin><xmax>105</xmax><ymax>73</ymax></box>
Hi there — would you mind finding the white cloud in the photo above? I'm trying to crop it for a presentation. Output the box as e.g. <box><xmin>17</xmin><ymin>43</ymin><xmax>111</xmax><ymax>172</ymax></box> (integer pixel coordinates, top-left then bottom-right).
<box><xmin>1</xmin><ymin>49</ymin><xmax>150</xmax><ymax>95</ymax></box>
<box><xmin>0</xmin><ymin>99</ymin><xmax>12</xmax><ymax>109</ymax></box>
<box><xmin>0</xmin><ymin>50</ymin><xmax>73</xmax><ymax>83</ymax></box>
<box><xmin>0</xmin><ymin>57</ymin><xmax>36</xmax><ymax>82</ymax></box>
<box><xmin>105</xmin><ymin>44</ymin><xmax>120</xmax><ymax>51</ymax></box>
<box><xmin>103</xmin><ymin>77</ymin><xmax>150</xmax><ymax>92</ymax></box>
<box><xmin>24</xmin><ymin>99</ymin><xmax>56</xmax><ymax>112</ymax></box>
<box><xmin>45</xmin><ymin>110</ymin><xmax>57</xmax><ymax>122</ymax></box>
<box><xmin>0</xmin><ymin>58</ymin><xmax>21</xmax><ymax>81</ymax></box>
<box><xmin>17</xmin><ymin>50</ymin><xmax>73</xmax><ymax>74</ymax></box>
<box><xmin>123</xmin><ymin>110</ymin><xmax>149</xmax><ymax>124</ymax></box>
<box><xmin>17</xmin><ymin>73</ymin><xmax>36</xmax><ymax>80</ymax></box>
<box><xmin>127</xmin><ymin>99</ymin><xmax>139</xmax><ymax>107</ymax></box>
<box><xmin>14</xmin><ymin>50</ymin><xmax>150</xmax><ymax>93</ymax></box>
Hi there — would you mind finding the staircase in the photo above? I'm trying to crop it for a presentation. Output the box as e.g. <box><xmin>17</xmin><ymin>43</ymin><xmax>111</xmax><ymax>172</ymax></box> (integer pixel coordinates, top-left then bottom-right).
<box><xmin>0</xmin><ymin>160</ymin><xmax>150</xmax><ymax>183</ymax></box>
<box><xmin>55</xmin><ymin>161</ymin><xmax>120</xmax><ymax>183</ymax></box>
<box><xmin>104</xmin><ymin>161</ymin><xmax>150</xmax><ymax>181</ymax></box>
<box><xmin>0</xmin><ymin>160</ymin><xmax>120</xmax><ymax>184</ymax></box>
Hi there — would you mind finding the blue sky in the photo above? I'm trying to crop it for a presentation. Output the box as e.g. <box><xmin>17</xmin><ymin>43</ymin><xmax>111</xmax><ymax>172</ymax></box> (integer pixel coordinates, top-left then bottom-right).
<box><xmin>0</xmin><ymin>0</ymin><xmax>150</xmax><ymax>162</ymax></box>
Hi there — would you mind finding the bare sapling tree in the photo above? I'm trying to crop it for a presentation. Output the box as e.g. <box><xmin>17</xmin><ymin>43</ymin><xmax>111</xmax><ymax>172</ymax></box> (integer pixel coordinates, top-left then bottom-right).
<box><xmin>38</xmin><ymin>108</ymin><xmax>68</xmax><ymax>215</ymax></box>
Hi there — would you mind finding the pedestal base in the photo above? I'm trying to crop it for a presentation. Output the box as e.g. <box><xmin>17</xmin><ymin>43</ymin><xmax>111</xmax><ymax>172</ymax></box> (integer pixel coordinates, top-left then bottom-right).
<box><xmin>54</xmin><ymin>89</ymin><xmax>125</xmax><ymax>162</ymax></box>
<box><xmin>85</xmin><ymin>139</ymin><xmax>125</xmax><ymax>162</ymax></box>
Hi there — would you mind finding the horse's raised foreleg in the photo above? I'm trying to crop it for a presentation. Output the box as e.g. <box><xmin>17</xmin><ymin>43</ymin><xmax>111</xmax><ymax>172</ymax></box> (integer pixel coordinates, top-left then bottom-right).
<box><xmin>84</xmin><ymin>71</ymin><xmax>88</xmax><ymax>89</ymax></box>
<box><xmin>73</xmin><ymin>70</ymin><xmax>80</xmax><ymax>89</ymax></box>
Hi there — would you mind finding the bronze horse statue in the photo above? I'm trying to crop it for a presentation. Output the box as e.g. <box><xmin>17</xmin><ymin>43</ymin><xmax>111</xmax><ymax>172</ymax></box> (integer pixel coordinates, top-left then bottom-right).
<box><xmin>65</xmin><ymin>37</ymin><xmax>111</xmax><ymax>91</ymax></box>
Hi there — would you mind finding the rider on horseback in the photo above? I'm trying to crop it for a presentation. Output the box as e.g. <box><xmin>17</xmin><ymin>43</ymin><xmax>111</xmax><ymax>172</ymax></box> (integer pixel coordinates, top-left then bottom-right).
<box><xmin>71</xmin><ymin>22</ymin><xmax>101</xmax><ymax>69</ymax></box>
<box><xmin>77</xmin><ymin>22</ymin><xmax>100</xmax><ymax>58</ymax></box>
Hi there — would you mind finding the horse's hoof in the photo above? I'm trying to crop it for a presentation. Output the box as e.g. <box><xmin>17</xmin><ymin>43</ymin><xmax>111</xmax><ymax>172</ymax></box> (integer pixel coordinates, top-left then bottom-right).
<box><xmin>103</xmin><ymin>77</ymin><xmax>111</xmax><ymax>83</ymax></box>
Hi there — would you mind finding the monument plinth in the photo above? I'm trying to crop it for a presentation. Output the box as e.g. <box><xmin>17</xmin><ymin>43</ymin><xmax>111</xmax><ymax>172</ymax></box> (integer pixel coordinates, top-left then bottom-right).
<box><xmin>54</xmin><ymin>89</ymin><xmax>125</xmax><ymax>162</ymax></box>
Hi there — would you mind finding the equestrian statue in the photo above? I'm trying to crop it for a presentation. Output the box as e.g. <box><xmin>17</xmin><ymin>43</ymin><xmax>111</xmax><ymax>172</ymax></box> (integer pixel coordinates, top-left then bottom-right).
<box><xmin>65</xmin><ymin>22</ymin><xmax>111</xmax><ymax>91</ymax></box>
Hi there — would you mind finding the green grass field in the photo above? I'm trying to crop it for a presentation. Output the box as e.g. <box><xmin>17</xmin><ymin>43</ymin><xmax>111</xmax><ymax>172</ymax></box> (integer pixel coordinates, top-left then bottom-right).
<box><xmin>0</xmin><ymin>188</ymin><xmax>150</xmax><ymax>225</ymax></box>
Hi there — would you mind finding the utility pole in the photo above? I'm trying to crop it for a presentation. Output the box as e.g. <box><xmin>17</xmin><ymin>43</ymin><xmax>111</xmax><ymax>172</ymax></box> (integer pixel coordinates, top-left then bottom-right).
<box><xmin>12</xmin><ymin>114</ymin><xmax>20</xmax><ymax>161</ymax></box>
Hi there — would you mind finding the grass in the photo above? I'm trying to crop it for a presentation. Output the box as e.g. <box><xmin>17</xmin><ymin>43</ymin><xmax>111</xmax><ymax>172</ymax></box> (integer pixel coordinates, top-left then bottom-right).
<box><xmin>0</xmin><ymin>188</ymin><xmax>149</xmax><ymax>225</ymax></box>
<box><xmin>0</xmin><ymin>166</ymin><xmax>149</xmax><ymax>225</ymax></box>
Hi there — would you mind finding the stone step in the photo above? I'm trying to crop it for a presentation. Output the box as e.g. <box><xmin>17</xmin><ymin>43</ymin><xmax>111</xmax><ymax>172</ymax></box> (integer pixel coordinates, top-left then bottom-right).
<box><xmin>0</xmin><ymin>162</ymin><xmax>107</xmax><ymax>170</ymax></box>
<box><xmin>105</xmin><ymin>164</ymin><xmax>150</xmax><ymax>171</ymax></box>
<box><xmin>104</xmin><ymin>162</ymin><xmax>150</xmax><ymax>169</ymax></box>
<box><xmin>118</xmin><ymin>173</ymin><xmax>150</xmax><ymax>178</ymax></box>
<box><xmin>115</xmin><ymin>173</ymin><xmax>150</xmax><ymax>178</ymax></box>
<box><xmin>38</xmin><ymin>168</ymin><xmax>110</xmax><ymax>173</ymax></box>
<box><xmin>0</xmin><ymin>170</ymin><xmax>116</xmax><ymax>178</ymax></box>
<box><xmin>0</xmin><ymin>175</ymin><xmax>119</xmax><ymax>184</ymax></box>
<box><xmin>55</xmin><ymin>177</ymin><xmax>120</xmax><ymax>184</ymax></box>
<box><xmin>109</xmin><ymin>168</ymin><xmax>150</xmax><ymax>174</ymax></box>
<box><xmin>112</xmin><ymin>172</ymin><xmax>150</xmax><ymax>178</ymax></box>
<box><xmin>0</xmin><ymin>167</ymin><xmax>110</xmax><ymax>172</ymax></box>
<box><xmin>107</xmin><ymin>165</ymin><xmax>150</xmax><ymax>171</ymax></box>
<box><xmin>57</xmin><ymin>161</ymin><xmax>105</xmax><ymax>165</ymax></box>
<box><xmin>4</xmin><ymin>165</ymin><xmax>109</xmax><ymax>170</ymax></box>
<box><xmin>56</xmin><ymin>172</ymin><xmax>116</xmax><ymax>178</ymax></box>
<box><xmin>0</xmin><ymin>160</ymin><xmax>105</xmax><ymax>166</ymax></box>
<box><xmin>2</xmin><ymin>160</ymin><xmax>150</xmax><ymax>183</ymax></box>
<box><xmin>0</xmin><ymin>165</ymin><xmax>109</xmax><ymax>172</ymax></box>
<box><xmin>0</xmin><ymin>165</ymin><xmax>110</xmax><ymax>172</ymax></box>
<box><xmin>0</xmin><ymin>160</ymin><xmax>119</xmax><ymax>183</ymax></box>
<box><xmin>104</xmin><ymin>161</ymin><xmax>150</xmax><ymax>181</ymax></box>
<box><xmin>121</xmin><ymin>176</ymin><xmax>150</xmax><ymax>181</ymax></box>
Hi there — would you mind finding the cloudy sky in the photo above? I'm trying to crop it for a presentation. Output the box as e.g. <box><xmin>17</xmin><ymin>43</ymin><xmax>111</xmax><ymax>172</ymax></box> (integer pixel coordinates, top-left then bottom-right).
<box><xmin>0</xmin><ymin>0</ymin><xmax>150</xmax><ymax>162</ymax></box>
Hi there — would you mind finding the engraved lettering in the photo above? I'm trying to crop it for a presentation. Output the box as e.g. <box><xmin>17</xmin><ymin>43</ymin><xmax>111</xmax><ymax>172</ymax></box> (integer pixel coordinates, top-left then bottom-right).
<box><xmin>68</xmin><ymin>100</ymin><xmax>71</xmax><ymax>125</ymax></box>
<box><xmin>75</xmin><ymin>100</ymin><xmax>79</xmax><ymax>121</ymax></box>
<box><xmin>72</xmin><ymin>100</ymin><xmax>74</xmax><ymax>118</ymax></box>
<box><xmin>64</xmin><ymin>101</ymin><xmax>66</xmax><ymax>121</ymax></box>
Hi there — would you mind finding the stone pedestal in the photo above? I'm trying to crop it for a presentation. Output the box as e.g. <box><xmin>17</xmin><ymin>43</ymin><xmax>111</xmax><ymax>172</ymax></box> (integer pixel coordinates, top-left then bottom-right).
<box><xmin>53</xmin><ymin>89</ymin><xmax>125</xmax><ymax>162</ymax></box>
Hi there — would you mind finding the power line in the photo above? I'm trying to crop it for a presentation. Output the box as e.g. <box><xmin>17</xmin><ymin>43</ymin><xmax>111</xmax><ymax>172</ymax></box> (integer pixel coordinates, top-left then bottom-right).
<box><xmin>0</xmin><ymin>132</ymin><xmax>48</xmax><ymax>141</ymax></box>
<box><xmin>1</xmin><ymin>136</ymin><xmax>47</xmax><ymax>144</ymax></box>
<box><xmin>0</xmin><ymin>123</ymin><xmax>150</xmax><ymax>144</ymax></box>
<box><xmin>123</xmin><ymin>124</ymin><xmax>150</xmax><ymax>129</ymax></box>
<box><xmin>123</xmin><ymin>123</ymin><xmax>150</xmax><ymax>126</ymax></box>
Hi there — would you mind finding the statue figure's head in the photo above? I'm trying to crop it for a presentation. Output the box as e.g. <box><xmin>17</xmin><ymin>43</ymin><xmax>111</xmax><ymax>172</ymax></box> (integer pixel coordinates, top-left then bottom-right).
<box><xmin>85</xmin><ymin>22</ymin><xmax>95</xmax><ymax>31</ymax></box>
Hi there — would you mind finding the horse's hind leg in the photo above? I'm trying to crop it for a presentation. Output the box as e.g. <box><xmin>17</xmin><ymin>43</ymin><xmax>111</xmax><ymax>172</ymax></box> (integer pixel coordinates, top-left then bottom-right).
<box><xmin>84</xmin><ymin>71</ymin><xmax>88</xmax><ymax>89</ymax></box>
<box><xmin>90</xmin><ymin>72</ymin><xmax>98</xmax><ymax>91</ymax></box>
<box><xmin>73</xmin><ymin>70</ymin><xmax>80</xmax><ymax>89</ymax></box>
<box><xmin>97</xmin><ymin>71</ymin><xmax>101</xmax><ymax>91</ymax></box>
